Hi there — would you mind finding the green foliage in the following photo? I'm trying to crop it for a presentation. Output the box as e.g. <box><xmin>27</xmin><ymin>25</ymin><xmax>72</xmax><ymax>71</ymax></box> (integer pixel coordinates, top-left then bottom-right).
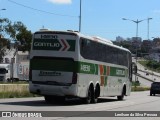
<box><xmin>5</xmin><ymin>21</ymin><xmax>32</xmax><ymax>52</ymax></box>
<box><xmin>132</xmin><ymin>81</ymin><xmax>140</xmax><ymax>86</ymax></box>
<box><xmin>146</xmin><ymin>61</ymin><xmax>160</xmax><ymax>69</ymax></box>
<box><xmin>139</xmin><ymin>60</ymin><xmax>160</xmax><ymax>72</ymax></box>
<box><xmin>138</xmin><ymin>60</ymin><xmax>148</xmax><ymax>66</ymax></box>
<box><xmin>0</xmin><ymin>38</ymin><xmax>10</xmax><ymax>62</ymax></box>
<box><xmin>16</xmin><ymin>27</ymin><xmax>32</xmax><ymax>51</ymax></box>
<box><xmin>0</xmin><ymin>18</ymin><xmax>32</xmax><ymax>59</ymax></box>
<box><xmin>131</xmin><ymin>86</ymin><xmax>150</xmax><ymax>91</ymax></box>
<box><xmin>0</xmin><ymin>18</ymin><xmax>10</xmax><ymax>34</ymax></box>
<box><xmin>144</xmin><ymin>60</ymin><xmax>160</xmax><ymax>71</ymax></box>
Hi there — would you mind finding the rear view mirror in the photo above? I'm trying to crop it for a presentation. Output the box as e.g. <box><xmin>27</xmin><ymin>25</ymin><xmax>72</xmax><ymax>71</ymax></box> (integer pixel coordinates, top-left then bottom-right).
<box><xmin>132</xmin><ymin>62</ymin><xmax>137</xmax><ymax>74</ymax></box>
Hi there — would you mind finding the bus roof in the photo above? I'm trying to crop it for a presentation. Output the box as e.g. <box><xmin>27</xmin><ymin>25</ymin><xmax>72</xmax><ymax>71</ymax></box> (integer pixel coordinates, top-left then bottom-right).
<box><xmin>34</xmin><ymin>29</ymin><xmax>131</xmax><ymax>53</ymax></box>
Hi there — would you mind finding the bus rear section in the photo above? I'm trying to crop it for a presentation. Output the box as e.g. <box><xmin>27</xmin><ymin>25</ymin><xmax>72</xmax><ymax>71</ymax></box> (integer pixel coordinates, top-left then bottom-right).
<box><xmin>29</xmin><ymin>31</ymin><xmax>79</xmax><ymax>101</ymax></box>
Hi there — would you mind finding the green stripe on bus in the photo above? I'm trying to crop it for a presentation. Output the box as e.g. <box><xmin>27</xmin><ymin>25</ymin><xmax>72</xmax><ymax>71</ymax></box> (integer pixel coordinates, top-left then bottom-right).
<box><xmin>78</xmin><ymin>62</ymin><xmax>98</xmax><ymax>75</ymax></box>
<box><xmin>110</xmin><ymin>67</ymin><xmax>126</xmax><ymax>77</ymax></box>
<box><xmin>30</xmin><ymin>59</ymin><xmax>127</xmax><ymax>77</ymax></box>
<box><xmin>30</xmin><ymin>59</ymin><xmax>76</xmax><ymax>72</ymax></box>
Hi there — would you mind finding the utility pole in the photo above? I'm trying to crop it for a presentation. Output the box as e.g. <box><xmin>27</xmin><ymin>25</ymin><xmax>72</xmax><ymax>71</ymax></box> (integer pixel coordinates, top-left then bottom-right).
<box><xmin>147</xmin><ymin>18</ymin><xmax>152</xmax><ymax>40</ymax></box>
<box><xmin>79</xmin><ymin>0</ymin><xmax>82</xmax><ymax>32</ymax></box>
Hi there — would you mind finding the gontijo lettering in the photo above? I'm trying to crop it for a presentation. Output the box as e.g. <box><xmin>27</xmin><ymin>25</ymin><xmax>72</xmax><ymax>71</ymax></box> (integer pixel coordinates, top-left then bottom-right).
<box><xmin>116</xmin><ymin>69</ymin><xmax>125</xmax><ymax>76</ymax></box>
<box><xmin>34</xmin><ymin>42</ymin><xmax>60</xmax><ymax>47</ymax></box>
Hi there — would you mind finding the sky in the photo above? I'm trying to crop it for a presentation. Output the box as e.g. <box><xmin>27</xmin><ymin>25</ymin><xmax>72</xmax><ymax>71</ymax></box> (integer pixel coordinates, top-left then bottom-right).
<box><xmin>0</xmin><ymin>0</ymin><xmax>160</xmax><ymax>41</ymax></box>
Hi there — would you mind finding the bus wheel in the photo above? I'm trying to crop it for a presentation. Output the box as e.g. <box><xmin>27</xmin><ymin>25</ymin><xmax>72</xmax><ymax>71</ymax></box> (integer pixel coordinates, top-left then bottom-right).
<box><xmin>117</xmin><ymin>86</ymin><xmax>126</xmax><ymax>101</ymax></box>
<box><xmin>44</xmin><ymin>95</ymin><xmax>53</xmax><ymax>103</ymax></box>
<box><xmin>150</xmin><ymin>92</ymin><xmax>152</xmax><ymax>96</ymax></box>
<box><xmin>94</xmin><ymin>85</ymin><xmax>100</xmax><ymax>103</ymax></box>
<box><xmin>83</xmin><ymin>86</ymin><xmax>93</xmax><ymax>104</ymax></box>
<box><xmin>117</xmin><ymin>94</ymin><xmax>124</xmax><ymax>100</ymax></box>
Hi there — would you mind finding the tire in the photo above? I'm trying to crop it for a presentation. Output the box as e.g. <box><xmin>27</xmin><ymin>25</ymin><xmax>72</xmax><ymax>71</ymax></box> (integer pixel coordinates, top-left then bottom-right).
<box><xmin>44</xmin><ymin>95</ymin><xmax>53</xmax><ymax>103</ymax></box>
<box><xmin>150</xmin><ymin>93</ymin><xmax>152</xmax><ymax>96</ymax></box>
<box><xmin>93</xmin><ymin>85</ymin><xmax>100</xmax><ymax>103</ymax></box>
<box><xmin>150</xmin><ymin>91</ymin><xmax>152</xmax><ymax>96</ymax></box>
<box><xmin>93</xmin><ymin>94</ymin><xmax>98</xmax><ymax>103</ymax></box>
<box><xmin>83</xmin><ymin>86</ymin><xmax>93</xmax><ymax>104</ymax></box>
<box><xmin>117</xmin><ymin>87</ymin><xmax>125</xmax><ymax>101</ymax></box>
<box><xmin>117</xmin><ymin>94</ymin><xmax>124</xmax><ymax>100</ymax></box>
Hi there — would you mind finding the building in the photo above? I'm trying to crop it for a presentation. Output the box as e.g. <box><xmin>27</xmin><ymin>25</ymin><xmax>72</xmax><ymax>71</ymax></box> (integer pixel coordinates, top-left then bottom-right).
<box><xmin>141</xmin><ymin>40</ymin><xmax>153</xmax><ymax>54</ymax></box>
<box><xmin>153</xmin><ymin>38</ymin><xmax>160</xmax><ymax>47</ymax></box>
<box><xmin>149</xmin><ymin>47</ymin><xmax>160</xmax><ymax>62</ymax></box>
<box><xmin>1</xmin><ymin>48</ymin><xmax>29</xmax><ymax>80</ymax></box>
<box><xmin>116</xmin><ymin>36</ymin><xmax>125</xmax><ymax>42</ymax></box>
<box><xmin>131</xmin><ymin>37</ymin><xmax>142</xmax><ymax>48</ymax></box>
<box><xmin>1</xmin><ymin>48</ymin><xmax>29</xmax><ymax>64</ymax></box>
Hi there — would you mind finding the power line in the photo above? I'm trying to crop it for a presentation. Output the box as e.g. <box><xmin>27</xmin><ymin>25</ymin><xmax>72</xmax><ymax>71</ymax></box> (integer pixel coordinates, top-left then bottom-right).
<box><xmin>7</xmin><ymin>0</ymin><xmax>78</xmax><ymax>18</ymax></box>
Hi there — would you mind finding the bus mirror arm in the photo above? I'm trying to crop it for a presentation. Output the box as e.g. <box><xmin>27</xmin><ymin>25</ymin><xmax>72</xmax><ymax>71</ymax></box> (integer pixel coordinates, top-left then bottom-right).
<box><xmin>132</xmin><ymin>62</ymin><xmax>137</xmax><ymax>74</ymax></box>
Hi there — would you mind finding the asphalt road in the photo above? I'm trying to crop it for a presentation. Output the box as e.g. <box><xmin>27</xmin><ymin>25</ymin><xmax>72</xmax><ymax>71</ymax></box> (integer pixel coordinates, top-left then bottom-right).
<box><xmin>0</xmin><ymin>91</ymin><xmax>160</xmax><ymax>120</ymax></box>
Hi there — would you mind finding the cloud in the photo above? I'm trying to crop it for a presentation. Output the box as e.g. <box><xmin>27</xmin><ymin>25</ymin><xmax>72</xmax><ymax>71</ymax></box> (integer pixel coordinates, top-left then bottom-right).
<box><xmin>47</xmin><ymin>0</ymin><xmax>72</xmax><ymax>4</ymax></box>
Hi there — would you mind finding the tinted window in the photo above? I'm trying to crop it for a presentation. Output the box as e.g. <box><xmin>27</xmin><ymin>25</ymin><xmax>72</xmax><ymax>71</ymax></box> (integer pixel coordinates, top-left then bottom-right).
<box><xmin>80</xmin><ymin>38</ymin><xmax>130</xmax><ymax>67</ymax></box>
<box><xmin>152</xmin><ymin>82</ymin><xmax>160</xmax><ymax>86</ymax></box>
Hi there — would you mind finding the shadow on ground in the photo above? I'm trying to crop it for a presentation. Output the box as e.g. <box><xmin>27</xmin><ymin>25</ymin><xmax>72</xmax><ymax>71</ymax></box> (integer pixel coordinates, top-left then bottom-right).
<box><xmin>0</xmin><ymin>97</ymin><xmax>123</xmax><ymax>107</ymax></box>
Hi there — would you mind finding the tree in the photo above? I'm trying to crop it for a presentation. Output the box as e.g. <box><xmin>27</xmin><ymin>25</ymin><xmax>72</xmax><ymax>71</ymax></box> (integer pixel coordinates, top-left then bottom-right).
<box><xmin>0</xmin><ymin>18</ymin><xmax>11</xmax><ymax>62</ymax></box>
<box><xmin>5</xmin><ymin>21</ymin><xmax>32</xmax><ymax>51</ymax></box>
<box><xmin>0</xmin><ymin>18</ymin><xmax>10</xmax><ymax>36</ymax></box>
<box><xmin>0</xmin><ymin>18</ymin><xmax>32</xmax><ymax>62</ymax></box>
<box><xmin>0</xmin><ymin>37</ymin><xmax>10</xmax><ymax>62</ymax></box>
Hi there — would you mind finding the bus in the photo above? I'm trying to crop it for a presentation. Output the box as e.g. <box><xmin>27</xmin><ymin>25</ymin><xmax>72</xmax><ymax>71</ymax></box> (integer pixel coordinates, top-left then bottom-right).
<box><xmin>29</xmin><ymin>29</ymin><xmax>134</xmax><ymax>104</ymax></box>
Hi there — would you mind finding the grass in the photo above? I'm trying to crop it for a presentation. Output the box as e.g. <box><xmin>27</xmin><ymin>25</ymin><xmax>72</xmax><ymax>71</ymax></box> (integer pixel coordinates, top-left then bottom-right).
<box><xmin>0</xmin><ymin>81</ymin><xmax>28</xmax><ymax>84</ymax></box>
<box><xmin>138</xmin><ymin>60</ymin><xmax>148</xmax><ymax>67</ymax></box>
<box><xmin>131</xmin><ymin>81</ymin><xmax>150</xmax><ymax>91</ymax></box>
<box><xmin>0</xmin><ymin>84</ymin><xmax>150</xmax><ymax>99</ymax></box>
<box><xmin>131</xmin><ymin>86</ymin><xmax>150</xmax><ymax>92</ymax></box>
<box><xmin>0</xmin><ymin>84</ymin><xmax>39</xmax><ymax>98</ymax></box>
<box><xmin>138</xmin><ymin>60</ymin><xmax>160</xmax><ymax>73</ymax></box>
<box><xmin>132</xmin><ymin>81</ymin><xmax>141</xmax><ymax>86</ymax></box>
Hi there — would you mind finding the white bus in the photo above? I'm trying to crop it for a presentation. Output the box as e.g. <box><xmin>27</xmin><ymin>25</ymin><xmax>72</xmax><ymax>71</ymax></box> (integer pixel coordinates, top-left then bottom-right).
<box><xmin>29</xmin><ymin>29</ymin><xmax>134</xmax><ymax>104</ymax></box>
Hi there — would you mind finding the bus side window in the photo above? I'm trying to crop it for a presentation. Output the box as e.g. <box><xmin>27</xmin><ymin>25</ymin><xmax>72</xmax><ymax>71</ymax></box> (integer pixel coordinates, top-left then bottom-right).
<box><xmin>81</xmin><ymin>38</ymin><xmax>90</xmax><ymax>50</ymax></box>
<box><xmin>81</xmin><ymin>39</ymin><xmax>86</xmax><ymax>50</ymax></box>
<box><xmin>81</xmin><ymin>39</ymin><xmax>84</xmax><ymax>50</ymax></box>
